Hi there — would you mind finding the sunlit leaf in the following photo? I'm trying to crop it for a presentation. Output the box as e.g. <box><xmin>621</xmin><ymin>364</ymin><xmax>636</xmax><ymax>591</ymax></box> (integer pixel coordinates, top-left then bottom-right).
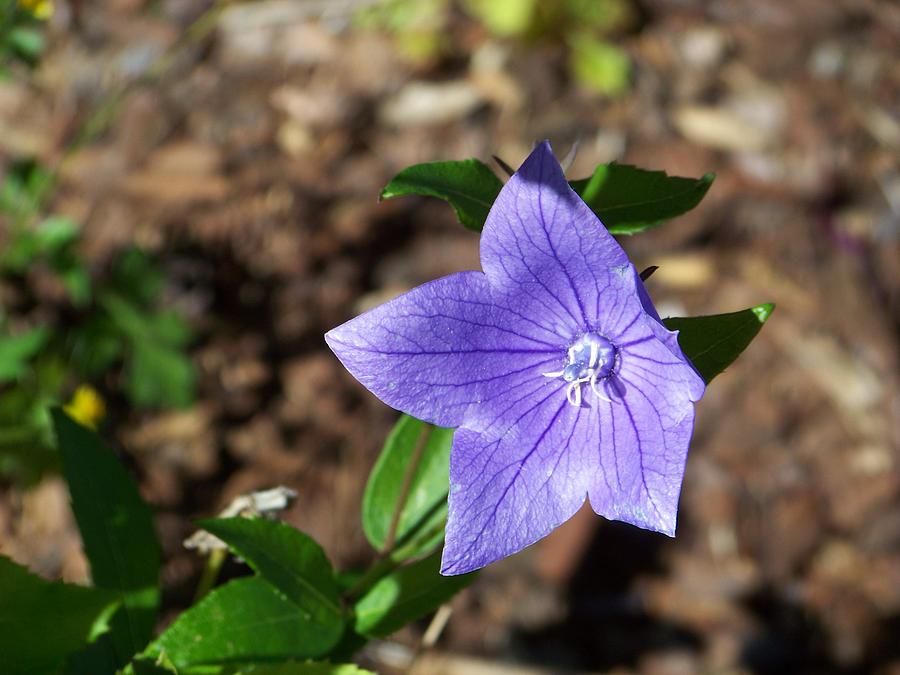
<box><xmin>380</xmin><ymin>159</ymin><xmax>503</xmax><ymax>231</ymax></box>
<box><xmin>571</xmin><ymin>163</ymin><xmax>715</xmax><ymax>234</ymax></box>
<box><xmin>568</xmin><ymin>35</ymin><xmax>630</xmax><ymax>97</ymax></box>
<box><xmin>146</xmin><ymin>578</ymin><xmax>338</xmax><ymax>668</ymax></box>
<box><xmin>362</xmin><ymin>415</ymin><xmax>453</xmax><ymax>559</ymax></box>
<box><xmin>381</xmin><ymin>158</ymin><xmax>713</xmax><ymax>235</ymax></box>
<box><xmin>664</xmin><ymin>303</ymin><xmax>775</xmax><ymax>383</ymax></box>
<box><xmin>198</xmin><ymin>517</ymin><xmax>344</xmax><ymax>652</ymax></box>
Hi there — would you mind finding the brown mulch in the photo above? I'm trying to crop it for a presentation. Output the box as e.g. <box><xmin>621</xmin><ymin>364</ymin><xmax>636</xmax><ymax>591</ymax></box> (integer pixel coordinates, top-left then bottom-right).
<box><xmin>2</xmin><ymin>0</ymin><xmax>899</xmax><ymax>673</ymax></box>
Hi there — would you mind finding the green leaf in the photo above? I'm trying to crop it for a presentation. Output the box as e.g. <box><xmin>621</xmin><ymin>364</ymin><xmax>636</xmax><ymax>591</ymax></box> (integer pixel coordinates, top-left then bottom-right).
<box><xmin>127</xmin><ymin>339</ymin><xmax>196</xmax><ymax>409</ymax></box>
<box><xmin>197</xmin><ymin>518</ymin><xmax>344</xmax><ymax>651</ymax></box>
<box><xmin>147</xmin><ymin>577</ymin><xmax>338</xmax><ymax>667</ymax></box>
<box><xmin>463</xmin><ymin>0</ymin><xmax>535</xmax><ymax>36</ymax></box>
<box><xmin>354</xmin><ymin>552</ymin><xmax>475</xmax><ymax>637</ymax></box>
<box><xmin>100</xmin><ymin>292</ymin><xmax>196</xmax><ymax>408</ymax></box>
<box><xmin>0</xmin><ymin>556</ymin><xmax>119</xmax><ymax>675</ymax></box>
<box><xmin>362</xmin><ymin>415</ymin><xmax>453</xmax><ymax>559</ymax></box>
<box><xmin>0</xmin><ymin>327</ymin><xmax>48</xmax><ymax>382</ymax></box>
<box><xmin>121</xmin><ymin>655</ymin><xmax>179</xmax><ymax>675</ymax></box>
<box><xmin>380</xmin><ymin>158</ymin><xmax>712</xmax><ymax>236</ymax></box>
<box><xmin>52</xmin><ymin>409</ymin><xmax>161</xmax><ymax>665</ymax></box>
<box><xmin>8</xmin><ymin>27</ymin><xmax>45</xmax><ymax>61</ymax></box>
<box><xmin>570</xmin><ymin>163</ymin><xmax>715</xmax><ymax>235</ymax></box>
<box><xmin>63</xmin><ymin>635</ymin><xmax>121</xmax><ymax>675</ymax></box>
<box><xmin>239</xmin><ymin>662</ymin><xmax>375</xmax><ymax>675</ymax></box>
<box><xmin>664</xmin><ymin>303</ymin><xmax>774</xmax><ymax>383</ymax></box>
<box><xmin>569</xmin><ymin>35</ymin><xmax>631</xmax><ymax>97</ymax></box>
<box><xmin>380</xmin><ymin>159</ymin><xmax>504</xmax><ymax>231</ymax></box>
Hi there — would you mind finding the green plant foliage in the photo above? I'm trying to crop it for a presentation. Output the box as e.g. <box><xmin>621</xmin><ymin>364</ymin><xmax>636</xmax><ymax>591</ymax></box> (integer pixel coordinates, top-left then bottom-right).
<box><xmin>362</xmin><ymin>415</ymin><xmax>454</xmax><ymax>559</ymax></box>
<box><xmin>147</xmin><ymin>578</ymin><xmax>341</xmax><ymax>668</ymax></box>
<box><xmin>0</xmin><ymin>353</ymin><xmax>66</xmax><ymax>484</ymax></box>
<box><xmin>380</xmin><ymin>159</ymin><xmax>504</xmax><ymax>232</ymax></box>
<box><xmin>125</xmin><ymin>335</ymin><xmax>196</xmax><ymax>409</ymax></box>
<box><xmin>353</xmin><ymin>551</ymin><xmax>475</xmax><ymax>637</ymax></box>
<box><xmin>52</xmin><ymin>410</ymin><xmax>161</xmax><ymax>666</ymax></box>
<box><xmin>570</xmin><ymin>164</ymin><xmax>716</xmax><ymax>234</ymax></box>
<box><xmin>0</xmin><ymin>160</ymin><xmax>53</xmax><ymax>224</ymax></box>
<box><xmin>198</xmin><ymin>518</ymin><xmax>344</xmax><ymax>651</ymax></box>
<box><xmin>0</xmin><ymin>556</ymin><xmax>119</xmax><ymax>675</ymax></box>
<box><xmin>1</xmin><ymin>216</ymin><xmax>91</xmax><ymax>306</ymax></box>
<box><xmin>0</xmin><ymin>0</ymin><xmax>48</xmax><ymax>70</ymax></box>
<box><xmin>664</xmin><ymin>304</ymin><xmax>775</xmax><ymax>383</ymax></box>
<box><xmin>0</xmin><ymin>327</ymin><xmax>48</xmax><ymax>382</ymax></box>
<box><xmin>463</xmin><ymin>0</ymin><xmax>535</xmax><ymax>36</ymax></box>
<box><xmin>568</xmin><ymin>34</ymin><xmax>630</xmax><ymax>96</ymax></box>
<box><xmin>98</xmin><ymin>249</ymin><xmax>196</xmax><ymax>409</ymax></box>
<box><xmin>354</xmin><ymin>0</ymin><xmax>448</xmax><ymax>63</ymax></box>
<box><xmin>380</xmin><ymin>158</ymin><xmax>714</xmax><ymax>235</ymax></box>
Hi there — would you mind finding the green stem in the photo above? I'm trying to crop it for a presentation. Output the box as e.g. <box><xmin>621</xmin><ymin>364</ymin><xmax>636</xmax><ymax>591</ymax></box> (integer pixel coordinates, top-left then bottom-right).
<box><xmin>343</xmin><ymin>423</ymin><xmax>433</xmax><ymax>602</ymax></box>
<box><xmin>380</xmin><ymin>424</ymin><xmax>431</xmax><ymax>555</ymax></box>
<box><xmin>192</xmin><ymin>548</ymin><xmax>226</xmax><ymax>604</ymax></box>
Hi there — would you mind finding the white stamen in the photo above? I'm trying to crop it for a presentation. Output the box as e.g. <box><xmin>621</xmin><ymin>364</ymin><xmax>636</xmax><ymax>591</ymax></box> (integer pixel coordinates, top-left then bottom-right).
<box><xmin>590</xmin><ymin>371</ymin><xmax>614</xmax><ymax>403</ymax></box>
<box><xmin>546</xmin><ymin>332</ymin><xmax>618</xmax><ymax>408</ymax></box>
<box><xmin>567</xmin><ymin>381</ymin><xmax>581</xmax><ymax>407</ymax></box>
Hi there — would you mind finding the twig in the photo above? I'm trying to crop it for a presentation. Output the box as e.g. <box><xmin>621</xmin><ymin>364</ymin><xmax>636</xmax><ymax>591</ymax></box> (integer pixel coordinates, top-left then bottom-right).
<box><xmin>406</xmin><ymin>604</ymin><xmax>453</xmax><ymax>674</ymax></box>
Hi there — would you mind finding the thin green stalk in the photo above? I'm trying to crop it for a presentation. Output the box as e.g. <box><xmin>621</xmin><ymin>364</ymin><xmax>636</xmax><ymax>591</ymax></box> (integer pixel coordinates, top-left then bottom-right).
<box><xmin>343</xmin><ymin>423</ymin><xmax>433</xmax><ymax>602</ymax></box>
<box><xmin>380</xmin><ymin>424</ymin><xmax>431</xmax><ymax>555</ymax></box>
<box><xmin>192</xmin><ymin>547</ymin><xmax>226</xmax><ymax>604</ymax></box>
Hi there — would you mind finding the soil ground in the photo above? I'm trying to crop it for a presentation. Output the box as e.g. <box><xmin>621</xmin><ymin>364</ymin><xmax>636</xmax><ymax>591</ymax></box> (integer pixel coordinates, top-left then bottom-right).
<box><xmin>1</xmin><ymin>0</ymin><xmax>899</xmax><ymax>673</ymax></box>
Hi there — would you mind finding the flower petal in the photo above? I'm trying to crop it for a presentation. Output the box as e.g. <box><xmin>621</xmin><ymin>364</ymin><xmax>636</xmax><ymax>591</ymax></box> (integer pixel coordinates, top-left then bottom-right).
<box><xmin>635</xmin><ymin>269</ymin><xmax>704</xmax><ymax>382</ymax></box>
<box><xmin>587</xmin><ymin>325</ymin><xmax>703</xmax><ymax>534</ymax></box>
<box><xmin>325</xmin><ymin>271</ymin><xmax>559</xmax><ymax>428</ymax></box>
<box><xmin>441</xmin><ymin>403</ymin><xmax>596</xmax><ymax>575</ymax></box>
<box><xmin>480</xmin><ymin>141</ymin><xmax>630</xmax><ymax>339</ymax></box>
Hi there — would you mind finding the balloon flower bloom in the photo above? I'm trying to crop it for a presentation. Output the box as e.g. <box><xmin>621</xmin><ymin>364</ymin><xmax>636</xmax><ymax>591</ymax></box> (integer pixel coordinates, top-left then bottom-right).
<box><xmin>326</xmin><ymin>142</ymin><xmax>705</xmax><ymax>575</ymax></box>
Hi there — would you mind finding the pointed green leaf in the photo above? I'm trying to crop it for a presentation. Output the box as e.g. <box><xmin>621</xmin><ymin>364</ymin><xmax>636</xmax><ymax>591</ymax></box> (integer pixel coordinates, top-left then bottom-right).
<box><xmin>147</xmin><ymin>577</ymin><xmax>337</xmax><ymax>667</ymax></box>
<box><xmin>380</xmin><ymin>159</ymin><xmax>503</xmax><ymax>231</ymax></box>
<box><xmin>381</xmin><ymin>158</ymin><xmax>712</xmax><ymax>235</ymax></box>
<box><xmin>664</xmin><ymin>303</ymin><xmax>774</xmax><ymax>383</ymax></box>
<box><xmin>362</xmin><ymin>415</ymin><xmax>453</xmax><ymax>559</ymax></box>
<box><xmin>0</xmin><ymin>556</ymin><xmax>119</xmax><ymax>674</ymax></box>
<box><xmin>570</xmin><ymin>163</ymin><xmax>715</xmax><ymax>234</ymax></box>
<box><xmin>52</xmin><ymin>409</ymin><xmax>161</xmax><ymax>665</ymax></box>
<box><xmin>197</xmin><ymin>517</ymin><xmax>344</xmax><ymax>651</ymax></box>
<box><xmin>354</xmin><ymin>552</ymin><xmax>475</xmax><ymax>637</ymax></box>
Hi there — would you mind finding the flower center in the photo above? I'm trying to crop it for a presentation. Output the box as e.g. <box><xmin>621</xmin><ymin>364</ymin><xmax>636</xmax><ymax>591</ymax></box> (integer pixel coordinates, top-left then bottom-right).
<box><xmin>542</xmin><ymin>332</ymin><xmax>618</xmax><ymax>407</ymax></box>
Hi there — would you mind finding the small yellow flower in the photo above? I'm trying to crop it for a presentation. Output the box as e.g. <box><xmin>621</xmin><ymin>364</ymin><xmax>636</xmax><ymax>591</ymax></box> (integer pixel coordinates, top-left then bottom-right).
<box><xmin>64</xmin><ymin>385</ymin><xmax>106</xmax><ymax>430</ymax></box>
<box><xmin>18</xmin><ymin>0</ymin><xmax>54</xmax><ymax>20</ymax></box>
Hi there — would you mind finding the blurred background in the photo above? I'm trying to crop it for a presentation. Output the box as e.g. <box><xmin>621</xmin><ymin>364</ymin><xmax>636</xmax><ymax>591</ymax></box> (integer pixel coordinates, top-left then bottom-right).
<box><xmin>1</xmin><ymin>0</ymin><xmax>898</xmax><ymax>673</ymax></box>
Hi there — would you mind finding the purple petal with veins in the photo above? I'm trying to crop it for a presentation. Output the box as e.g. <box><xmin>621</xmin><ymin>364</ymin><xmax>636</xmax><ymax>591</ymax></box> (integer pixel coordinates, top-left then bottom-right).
<box><xmin>325</xmin><ymin>141</ymin><xmax>705</xmax><ymax>575</ymax></box>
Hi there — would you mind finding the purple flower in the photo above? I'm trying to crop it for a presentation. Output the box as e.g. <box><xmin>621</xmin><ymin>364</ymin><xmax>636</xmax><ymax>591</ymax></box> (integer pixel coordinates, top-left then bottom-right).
<box><xmin>326</xmin><ymin>142</ymin><xmax>705</xmax><ymax>575</ymax></box>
